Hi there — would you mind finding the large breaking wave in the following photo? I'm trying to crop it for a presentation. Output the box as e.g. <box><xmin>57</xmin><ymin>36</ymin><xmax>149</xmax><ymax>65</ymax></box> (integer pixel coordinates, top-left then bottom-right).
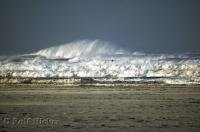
<box><xmin>0</xmin><ymin>40</ymin><xmax>200</xmax><ymax>84</ymax></box>
<box><xmin>33</xmin><ymin>40</ymin><xmax>125</xmax><ymax>59</ymax></box>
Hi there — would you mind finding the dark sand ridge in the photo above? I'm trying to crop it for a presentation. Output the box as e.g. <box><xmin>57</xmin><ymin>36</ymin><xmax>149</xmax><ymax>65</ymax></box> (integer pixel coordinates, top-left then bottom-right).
<box><xmin>0</xmin><ymin>84</ymin><xmax>200</xmax><ymax>132</ymax></box>
<box><xmin>0</xmin><ymin>77</ymin><xmax>199</xmax><ymax>85</ymax></box>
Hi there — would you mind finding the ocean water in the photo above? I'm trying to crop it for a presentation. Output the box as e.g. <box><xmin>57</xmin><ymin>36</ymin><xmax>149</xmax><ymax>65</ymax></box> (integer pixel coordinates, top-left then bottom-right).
<box><xmin>0</xmin><ymin>40</ymin><xmax>200</xmax><ymax>84</ymax></box>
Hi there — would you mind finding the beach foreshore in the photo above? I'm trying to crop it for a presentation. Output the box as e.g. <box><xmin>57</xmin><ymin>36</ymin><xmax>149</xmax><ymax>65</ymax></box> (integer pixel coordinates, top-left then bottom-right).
<box><xmin>0</xmin><ymin>84</ymin><xmax>200</xmax><ymax>132</ymax></box>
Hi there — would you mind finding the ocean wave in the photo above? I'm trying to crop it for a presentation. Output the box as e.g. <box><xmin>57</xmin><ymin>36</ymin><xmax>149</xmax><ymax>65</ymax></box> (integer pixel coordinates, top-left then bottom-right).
<box><xmin>0</xmin><ymin>40</ymin><xmax>200</xmax><ymax>84</ymax></box>
<box><xmin>33</xmin><ymin>40</ymin><xmax>126</xmax><ymax>59</ymax></box>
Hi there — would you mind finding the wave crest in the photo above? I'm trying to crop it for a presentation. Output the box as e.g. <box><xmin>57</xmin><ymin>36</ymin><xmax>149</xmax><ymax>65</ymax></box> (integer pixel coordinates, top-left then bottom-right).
<box><xmin>33</xmin><ymin>40</ymin><xmax>123</xmax><ymax>59</ymax></box>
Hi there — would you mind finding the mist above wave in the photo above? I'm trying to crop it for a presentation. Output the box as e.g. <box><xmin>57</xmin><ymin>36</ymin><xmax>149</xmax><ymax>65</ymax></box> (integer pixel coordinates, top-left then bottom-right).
<box><xmin>33</xmin><ymin>40</ymin><xmax>126</xmax><ymax>59</ymax></box>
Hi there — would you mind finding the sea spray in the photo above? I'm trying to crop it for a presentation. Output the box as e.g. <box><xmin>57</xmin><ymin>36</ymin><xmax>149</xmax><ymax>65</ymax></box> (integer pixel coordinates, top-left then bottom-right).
<box><xmin>33</xmin><ymin>40</ymin><xmax>125</xmax><ymax>59</ymax></box>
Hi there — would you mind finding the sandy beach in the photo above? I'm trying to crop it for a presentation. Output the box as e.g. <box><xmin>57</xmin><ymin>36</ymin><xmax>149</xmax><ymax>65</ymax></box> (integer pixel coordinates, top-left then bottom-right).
<box><xmin>0</xmin><ymin>84</ymin><xmax>200</xmax><ymax>132</ymax></box>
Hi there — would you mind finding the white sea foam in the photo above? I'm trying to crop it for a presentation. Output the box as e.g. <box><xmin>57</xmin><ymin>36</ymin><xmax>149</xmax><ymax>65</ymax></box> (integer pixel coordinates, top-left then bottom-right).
<box><xmin>0</xmin><ymin>40</ymin><xmax>200</xmax><ymax>84</ymax></box>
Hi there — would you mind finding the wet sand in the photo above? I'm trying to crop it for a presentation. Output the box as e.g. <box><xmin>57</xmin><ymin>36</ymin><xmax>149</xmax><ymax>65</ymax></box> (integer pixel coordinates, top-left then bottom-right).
<box><xmin>0</xmin><ymin>84</ymin><xmax>200</xmax><ymax>132</ymax></box>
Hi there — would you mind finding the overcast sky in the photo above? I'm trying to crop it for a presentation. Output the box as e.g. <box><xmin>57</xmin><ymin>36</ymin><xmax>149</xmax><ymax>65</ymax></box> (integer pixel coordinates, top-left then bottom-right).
<box><xmin>0</xmin><ymin>0</ymin><xmax>200</xmax><ymax>55</ymax></box>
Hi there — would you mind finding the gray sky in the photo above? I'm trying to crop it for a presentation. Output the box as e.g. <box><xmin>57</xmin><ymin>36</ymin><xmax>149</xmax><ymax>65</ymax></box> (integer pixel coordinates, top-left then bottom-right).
<box><xmin>0</xmin><ymin>0</ymin><xmax>200</xmax><ymax>55</ymax></box>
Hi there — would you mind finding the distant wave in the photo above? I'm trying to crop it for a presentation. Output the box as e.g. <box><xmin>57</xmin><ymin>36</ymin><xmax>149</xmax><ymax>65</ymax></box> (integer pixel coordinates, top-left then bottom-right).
<box><xmin>0</xmin><ymin>40</ymin><xmax>200</xmax><ymax>84</ymax></box>
<box><xmin>33</xmin><ymin>40</ymin><xmax>126</xmax><ymax>59</ymax></box>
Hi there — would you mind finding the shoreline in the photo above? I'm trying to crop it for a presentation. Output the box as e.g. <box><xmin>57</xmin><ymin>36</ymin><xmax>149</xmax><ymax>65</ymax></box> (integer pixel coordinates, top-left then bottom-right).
<box><xmin>0</xmin><ymin>83</ymin><xmax>200</xmax><ymax>89</ymax></box>
<box><xmin>0</xmin><ymin>77</ymin><xmax>200</xmax><ymax>85</ymax></box>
